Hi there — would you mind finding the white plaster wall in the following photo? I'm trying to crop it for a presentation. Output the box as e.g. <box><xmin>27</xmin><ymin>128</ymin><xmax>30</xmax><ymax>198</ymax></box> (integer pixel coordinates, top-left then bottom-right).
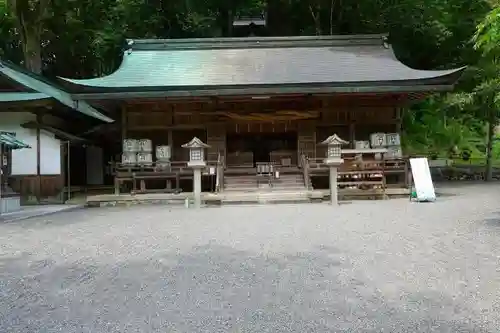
<box><xmin>40</xmin><ymin>130</ymin><xmax>61</xmax><ymax>175</ymax></box>
<box><xmin>0</xmin><ymin>112</ymin><xmax>61</xmax><ymax>175</ymax></box>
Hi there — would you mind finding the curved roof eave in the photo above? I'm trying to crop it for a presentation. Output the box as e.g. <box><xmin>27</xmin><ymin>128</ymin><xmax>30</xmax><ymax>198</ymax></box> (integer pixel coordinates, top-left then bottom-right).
<box><xmin>59</xmin><ymin>67</ymin><xmax>467</xmax><ymax>90</ymax></box>
<box><xmin>0</xmin><ymin>60</ymin><xmax>114</xmax><ymax>123</ymax></box>
<box><xmin>57</xmin><ymin>34</ymin><xmax>466</xmax><ymax>96</ymax></box>
<box><xmin>0</xmin><ymin>92</ymin><xmax>51</xmax><ymax>102</ymax></box>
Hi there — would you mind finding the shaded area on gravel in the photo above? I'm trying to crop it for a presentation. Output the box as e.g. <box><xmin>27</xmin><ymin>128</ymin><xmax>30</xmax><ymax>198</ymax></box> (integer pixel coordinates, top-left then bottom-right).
<box><xmin>0</xmin><ymin>245</ymin><xmax>487</xmax><ymax>332</ymax></box>
<box><xmin>1</xmin><ymin>184</ymin><xmax>500</xmax><ymax>332</ymax></box>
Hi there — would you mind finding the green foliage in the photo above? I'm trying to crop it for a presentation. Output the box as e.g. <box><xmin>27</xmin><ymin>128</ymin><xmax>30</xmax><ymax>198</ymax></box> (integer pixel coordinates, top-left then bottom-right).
<box><xmin>0</xmin><ymin>1</ymin><xmax>20</xmax><ymax>62</ymax></box>
<box><xmin>0</xmin><ymin>0</ymin><xmax>499</xmax><ymax>168</ymax></box>
<box><xmin>474</xmin><ymin>6</ymin><xmax>500</xmax><ymax>57</ymax></box>
<box><xmin>0</xmin><ymin>0</ymin><xmax>492</xmax><ymax>74</ymax></box>
<box><xmin>402</xmin><ymin>98</ymin><xmax>486</xmax><ymax>157</ymax></box>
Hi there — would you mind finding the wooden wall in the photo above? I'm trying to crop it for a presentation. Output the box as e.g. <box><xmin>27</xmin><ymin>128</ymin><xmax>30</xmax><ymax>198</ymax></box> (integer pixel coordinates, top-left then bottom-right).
<box><xmin>207</xmin><ymin>124</ymin><xmax>226</xmax><ymax>162</ymax></box>
<box><xmin>297</xmin><ymin>121</ymin><xmax>316</xmax><ymax>161</ymax></box>
<box><xmin>9</xmin><ymin>175</ymin><xmax>64</xmax><ymax>200</ymax></box>
<box><xmin>121</xmin><ymin>100</ymin><xmax>400</xmax><ymax>163</ymax></box>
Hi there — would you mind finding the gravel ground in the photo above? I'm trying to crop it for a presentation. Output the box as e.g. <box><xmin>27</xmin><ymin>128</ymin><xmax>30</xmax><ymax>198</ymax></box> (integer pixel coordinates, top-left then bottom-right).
<box><xmin>1</xmin><ymin>184</ymin><xmax>500</xmax><ymax>332</ymax></box>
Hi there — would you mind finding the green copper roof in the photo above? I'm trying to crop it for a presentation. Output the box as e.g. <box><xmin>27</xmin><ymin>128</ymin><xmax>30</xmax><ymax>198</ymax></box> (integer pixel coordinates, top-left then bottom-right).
<box><xmin>0</xmin><ymin>60</ymin><xmax>114</xmax><ymax>122</ymax></box>
<box><xmin>0</xmin><ymin>132</ymin><xmax>30</xmax><ymax>149</ymax></box>
<box><xmin>58</xmin><ymin>35</ymin><xmax>465</xmax><ymax>98</ymax></box>
<box><xmin>0</xmin><ymin>92</ymin><xmax>50</xmax><ymax>102</ymax></box>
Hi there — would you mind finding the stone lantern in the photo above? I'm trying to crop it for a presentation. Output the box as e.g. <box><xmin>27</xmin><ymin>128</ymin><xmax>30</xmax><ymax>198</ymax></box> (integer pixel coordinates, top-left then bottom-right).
<box><xmin>320</xmin><ymin>134</ymin><xmax>349</xmax><ymax>205</ymax></box>
<box><xmin>182</xmin><ymin>137</ymin><xmax>210</xmax><ymax>208</ymax></box>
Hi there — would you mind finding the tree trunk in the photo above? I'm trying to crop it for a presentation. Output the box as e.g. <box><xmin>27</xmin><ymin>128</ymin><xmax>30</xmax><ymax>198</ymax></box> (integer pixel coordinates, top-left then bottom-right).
<box><xmin>267</xmin><ymin>0</ymin><xmax>292</xmax><ymax>36</ymax></box>
<box><xmin>309</xmin><ymin>5</ymin><xmax>322</xmax><ymax>35</ymax></box>
<box><xmin>22</xmin><ymin>29</ymin><xmax>42</xmax><ymax>74</ymax></box>
<box><xmin>7</xmin><ymin>0</ymin><xmax>46</xmax><ymax>74</ymax></box>
<box><xmin>484</xmin><ymin>108</ymin><xmax>495</xmax><ymax>181</ymax></box>
<box><xmin>329</xmin><ymin>0</ymin><xmax>335</xmax><ymax>35</ymax></box>
<box><xmin>218</xmin><ymin>8</ymin><xmax>233</xmax><ymax>37</ymax></box>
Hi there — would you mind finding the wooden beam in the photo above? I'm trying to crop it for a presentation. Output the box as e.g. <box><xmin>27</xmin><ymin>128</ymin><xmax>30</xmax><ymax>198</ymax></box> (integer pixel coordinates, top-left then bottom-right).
<box><xmin>128</xmin><ymin>124</ymin><xmax>207</xmax><ymax>131</ymax></box>
<box><xmin>121</xmin><ymin>105</ymin><xmax>128</xmax><ymax>141</ymax></box>
<box><xmin>22</xmin><ymin>122</ymin><xmax>88</xmax><ymax>142</ymax></box>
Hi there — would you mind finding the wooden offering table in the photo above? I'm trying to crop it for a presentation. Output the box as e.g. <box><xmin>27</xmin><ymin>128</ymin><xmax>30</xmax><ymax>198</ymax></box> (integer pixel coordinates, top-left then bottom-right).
<box><xmin>306</xmin><ymin>148</ymin><xmax>408</xmax><ymax>199</ymax></box>
<box><xmin>112</xmin><ymin>160</ymin><xmax>220</xmax><ymax>195</ymax></box>
<box><xmin>339</xmin><ymin>149</ymin><xmax>387</xmax><ymax>197</ymax></box>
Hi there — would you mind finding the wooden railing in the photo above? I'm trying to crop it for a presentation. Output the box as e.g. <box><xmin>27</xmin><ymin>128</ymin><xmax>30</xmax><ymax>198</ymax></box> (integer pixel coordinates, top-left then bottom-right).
<box><xmin>300</xmin><ymin>154</ymin><xmax>311</xmax><ymax>190</ymax></box>
<box><xmin>113</xmin><ymin>160</ymin><xmax>219</xmax><ymax>173</ymax></box>
<box><xmin>112</xmin><ymin>159</ymin><xmax>219</xmax><ymax>195</ymax></box>
<box><xmin>306</xmin><ymin>157</ymin><xmax>326</xmax><ymax>171</ymax></box>
<box><xmin>303</xmin><ymin>155</ymin><xmax>408</xmax><ymax>191</ymax></box>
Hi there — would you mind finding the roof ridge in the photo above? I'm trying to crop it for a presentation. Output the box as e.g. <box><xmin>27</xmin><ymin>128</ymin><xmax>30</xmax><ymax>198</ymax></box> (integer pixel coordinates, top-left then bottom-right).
<box><xmin>125</xmin><ymin>34</ymin><xmax>388</xmax><ymax>51</ymax></box>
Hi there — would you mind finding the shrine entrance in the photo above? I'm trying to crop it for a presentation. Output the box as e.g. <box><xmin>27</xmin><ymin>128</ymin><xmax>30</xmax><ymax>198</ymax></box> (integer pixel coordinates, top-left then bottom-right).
<box><xmin>226</xmin><ymin>132</ymin><xmax>298</xmax><ymax>167</ymax></box>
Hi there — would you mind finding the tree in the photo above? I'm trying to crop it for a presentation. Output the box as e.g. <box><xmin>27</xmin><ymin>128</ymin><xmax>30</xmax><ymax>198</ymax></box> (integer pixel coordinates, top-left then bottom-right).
<box><xmin>0</xmin><ymin>0</ymin><xmax>497</xmax><ymax>170</ymax></box>
<box><xmin>453</xmin><ymin>6</ymin><xmax>500</xmax><ymax>180</ymax></box>
<box><xmin>474</xmin><ymin>6</ymin><xmax>500</xmax><ymax>180</ymax></box>
<box><xmin>5</xmin><ymin>0</ymin><xmax>50</xmax><ymax>73</ymax></box>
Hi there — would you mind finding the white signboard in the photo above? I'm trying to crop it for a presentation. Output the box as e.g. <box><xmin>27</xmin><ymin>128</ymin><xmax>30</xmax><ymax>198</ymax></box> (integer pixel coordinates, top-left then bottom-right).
<box><xmin>410</xmin><ymin>157</ymin><xmax>436</xmax><ymax>202</ymax></box>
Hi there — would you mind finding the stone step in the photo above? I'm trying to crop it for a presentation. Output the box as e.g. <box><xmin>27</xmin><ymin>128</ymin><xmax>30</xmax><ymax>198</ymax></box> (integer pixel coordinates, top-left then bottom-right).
<box><xmin>225</xmin><ymin>174</ymin><xmax>302</xmax><ymax>179</ymax></box>
<box><xmin>225</xmin><ymin>182</ymin><xmax>305</xmax><ymax>188</ymax></box>
<box><xmin>224</xmin><ymin>181</ymin><xmax>256</xmax><ymax>185</ymax></box>
<box><xmin>219</xmin><ymin>191</ymin><xmax>312</xmax><ymax>204</ymax></box>
<box><xmin>274</xmin><ymin>180</ymin><xmax>305</xmax><ymax>185</ymax></box>
<box><xmin>273</xmin><ymin>185</ymin><xmax>306</xmax><ymax>190</ymax></box>
<box><xmin>224</xmin><ymin>188</ymin><xmax>260</xmax><ymax>192</ymax></box>
<box><xmin>274</xmin><ymin>180</ymin><xmax>304</xmax><ymax>183</ymax></box>
<box><xmin>224</xmin><ymin>186</ymin><xmax>307</xmax><ymax>192</ymax></box>
<box><xmin>224</xmin><ymin>181</ymin><xmax>257</xmax><ymax>185</ymax></box>
<box><xmin>274</xmin><ymin>179</ymin><xmax>305</xmax><ymax>185</ymax></box>
<box><xmin>276</xmin><ymin>177</ymin><xmax>303</xmax><ymax>181</ymax></box>
<box><xmin>223</xmin><ymin>174</ymin><xmax>307</xmax><ymax>192</ymax></box>
<box><xmin>224</xmin><ymin>176</ymin><xmax>257</xmax><ymax>181</ymax></box>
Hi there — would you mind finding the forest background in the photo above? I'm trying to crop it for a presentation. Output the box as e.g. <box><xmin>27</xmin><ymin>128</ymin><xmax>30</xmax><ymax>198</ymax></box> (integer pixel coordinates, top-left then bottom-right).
<box><xmin>1</xmin><ymin>0</ymin><xmax>500</xmax><ymax>177</ymax></box>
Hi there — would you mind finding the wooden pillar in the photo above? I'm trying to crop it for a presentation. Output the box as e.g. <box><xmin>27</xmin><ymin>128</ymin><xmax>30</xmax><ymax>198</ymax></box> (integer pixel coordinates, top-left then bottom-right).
<box><xmin>166</xmin><ymin>129</ymin><xmax>173</xmax><ymax>189</ymax></box>
<box><xmin>206</xmin><ymin>124</ymin><xmax>226</xmax><ymax>163</ymax></box>
<box><xmin>297</xmin><ymin>120</ymin><xmax>316</xmax><ymax>162</ymax></box>
<box><xmin>396</xmin><ymin>107</ymin><xmax>403</xmax><ymax>134</ymax></box>
<box><xmin>121</xmin><ymin>105</ymin><xmax>128</xmax><ymax>142</ymax></box>
<box><xmin>0</xmin><ymin>143</ymin><xmax>4</xmax><ymax>210</ymax></box>
<box><xmin>349</xmin><ymin>123</ymin><xmax>355</xmax><ymax>148</ymax></box>
<box><xmin>168</xmin><ymin>130</ymin><xmax>173</xmax><ymax>146</ymax></box>
<box><xmin>329</xmin><ymin>166</ymin><xmax>339</xmax><ymax>205</ymax></box>
<box><xmin>36</xmin><ymin>112</ymin><xmax>42</xmax><ymax>202</ymax></box>
<box><xmin>60</xmin><ymin>143</ymin><xmax>66</xmax><ymax>203</ymax></box>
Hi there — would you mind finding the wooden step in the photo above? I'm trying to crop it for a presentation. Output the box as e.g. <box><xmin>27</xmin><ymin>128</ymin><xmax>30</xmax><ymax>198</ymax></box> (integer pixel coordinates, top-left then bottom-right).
<box><xmin>223</xmin><ymin>173</ymin><xmax>307</xmax><ymax>192</ymax></box>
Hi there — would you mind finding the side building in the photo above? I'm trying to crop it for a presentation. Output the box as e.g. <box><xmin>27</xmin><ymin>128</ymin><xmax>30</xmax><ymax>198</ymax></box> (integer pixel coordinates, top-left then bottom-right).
<box><xmin>0</xmin><ymin>60</ymin><xmax>113</xmax><ymax>209</ymax></box>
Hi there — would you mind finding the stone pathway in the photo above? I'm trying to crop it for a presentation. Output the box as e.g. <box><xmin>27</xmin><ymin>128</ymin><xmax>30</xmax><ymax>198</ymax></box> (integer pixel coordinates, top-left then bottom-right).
<box><xmin>0</xmin><ymin>204</ymin><xmax>82</xmax><ymax>223</ymax></box>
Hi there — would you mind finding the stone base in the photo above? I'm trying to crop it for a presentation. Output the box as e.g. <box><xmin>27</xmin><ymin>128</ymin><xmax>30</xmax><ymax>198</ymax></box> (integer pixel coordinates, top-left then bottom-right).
<box><xmin>1</xmin><ymin>195</ymin><xmax>21</xmax><ymax>213</ymax></box>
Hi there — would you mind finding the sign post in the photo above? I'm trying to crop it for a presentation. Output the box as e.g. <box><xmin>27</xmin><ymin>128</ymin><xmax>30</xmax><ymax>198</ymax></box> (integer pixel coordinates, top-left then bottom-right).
<box><xmin>409</xmin><ymin>157</ymin><xmax>436</xmax><ymax>202</ymax></box>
